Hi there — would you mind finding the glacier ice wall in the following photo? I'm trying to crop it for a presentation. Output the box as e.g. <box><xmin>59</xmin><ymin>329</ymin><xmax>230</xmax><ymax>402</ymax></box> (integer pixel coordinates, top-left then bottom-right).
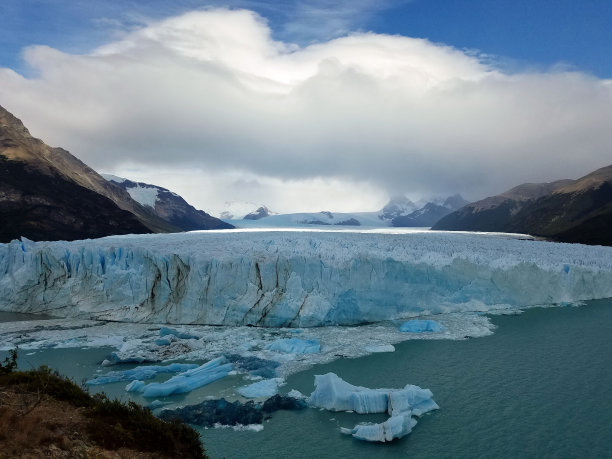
<box><xmin>1</xmin><ymin>231</ymin><xmax>612</xmax><ymax>327</ymax></box>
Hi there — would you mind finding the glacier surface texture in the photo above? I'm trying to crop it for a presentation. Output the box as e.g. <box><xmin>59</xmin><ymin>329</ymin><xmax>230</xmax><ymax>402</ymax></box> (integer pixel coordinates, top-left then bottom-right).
<box><xmin>1</xmin><ymin>231</ymin><xmax>612</xmax><ymax>327</ymax></box>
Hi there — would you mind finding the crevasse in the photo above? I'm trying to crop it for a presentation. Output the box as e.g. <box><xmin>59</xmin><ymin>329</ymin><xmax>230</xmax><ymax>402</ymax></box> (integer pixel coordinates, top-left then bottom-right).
<box><xmin>1</xmin><ymin>231</ymin><xmax>611</xmax><ymax>327</ymax></box>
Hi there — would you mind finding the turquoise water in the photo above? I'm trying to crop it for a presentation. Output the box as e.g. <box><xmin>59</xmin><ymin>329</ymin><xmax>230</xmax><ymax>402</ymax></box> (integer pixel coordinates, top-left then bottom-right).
<box><xmin>203</xmin><ymin>300</ymin><xmax>612</xmax><ymax>458</ymax></box>
<box><xmin>2</xmin><ymin>300</ymin><xmax>612</xmax><ymax>458</ymax></box>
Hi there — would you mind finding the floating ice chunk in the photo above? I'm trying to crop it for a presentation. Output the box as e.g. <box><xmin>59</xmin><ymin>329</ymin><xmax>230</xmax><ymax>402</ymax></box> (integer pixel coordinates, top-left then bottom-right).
<box><xmin>125</xmin><ymin>380</ymin><xmax>146</xmax><ymax>392</ymax></box>
<box><xmin>140</xmin><ymin>357</ymin><xmax>233</xmax><ymax>398</ymax></box>
<box><xmin>287</xmin><ymin>389</ymin><xmax>306</xmax><ymax>400</ymax></box>
<box><xmin>343</xmin><ymin>414</ymin><xmax>418</xmax><ymax>442</ymax></box>
<box><xmin>238</xmin><ymin>378</ymin><xmax>285</xmax><ymax>398</ymax></box>
<box><xmin>266</xmin><ymin>338</ymin><xmax>320</xmax><ymax>354</ymax></box>
<box><xmin>364</xmin><ymin>344</ymin><xmax>395</xmax><ymax>353</ymax></box>
<box><xmin>159</xmin><ymin>327</ymin><xmax>199</xmax><ymax>340</ymax></box>
<box><xmin>388</xmin><ymin>385</ymin><xmax>438</xmax><ymax>417</ymax></box>
<box><xmin>225</xmin><ymin>354</ymin><xmax>280</xmax><ymax>378</ymax></box>
<box><xmin>310</xmin><ymin>373</ymin><xmax>438</xmax><ymax>443</ymax></box>
<box><xmin>86</xmin><ymin>363</ymin><xmax>198</xmax><ymax>385</ymax></box>
<box><xmin>308</xmin><ymin>373</ymin><xmax>388</xmax><ymax>414</ymax></box>
<box><xmin>399</xmin><ymin>320</ymin><xmax>443</xmax><ymax>333</ymax></box>
<box><xmin>155</xmin><ymin>338</ymin><xmax>172</xmax><ymax>346</ymax></box>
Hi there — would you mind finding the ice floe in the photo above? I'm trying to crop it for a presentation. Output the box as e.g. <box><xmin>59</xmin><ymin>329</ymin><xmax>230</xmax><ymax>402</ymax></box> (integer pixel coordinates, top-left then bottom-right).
<box><xmin>86</xmin><ymin>362</ymin><xmax>198</xmax><ymax>385</ymax></box>
<box><xmin>237</xmin><ymin>378</ymin><xmax>285</xmax><ymax>398</ymax></box>
<box><xmin>309</xmin><ymin>373</ymin><xmax>438</xmax><ymax>442</ymax></box>
<box><xmin>130</xmin><ymin>357</ymin><xmax>234</xmax><ymax>398</ymax></box>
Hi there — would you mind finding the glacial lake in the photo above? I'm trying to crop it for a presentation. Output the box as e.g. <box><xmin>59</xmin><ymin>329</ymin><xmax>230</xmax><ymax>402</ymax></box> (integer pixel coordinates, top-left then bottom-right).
<box><xmin>3</xmin><ymin>298</ymin><xmax>612</xmax><ymax>458</ymax></box>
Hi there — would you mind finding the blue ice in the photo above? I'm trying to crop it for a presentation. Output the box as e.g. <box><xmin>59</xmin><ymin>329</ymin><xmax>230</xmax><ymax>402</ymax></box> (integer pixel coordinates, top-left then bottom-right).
<box><xmin>86</xmin><ymin>363</ymin><xmax>198</xmax><ymax>385</ymax></box>
<box><xmin>138</xmin><ymin>357</ymin><xmax>233</xmax><ymax>398</ymax></box>
<box><xmin>266</xmin><ymin>338</ymin><xmax>320</xmax><ymax>354</ymax></box>
<box><xmin>399</xmin><ymin>319</ymin><xmax>443</xmax><ymax>333</ymax></box>
<box><xmin>237</xmin><ymin>378</ymin><xmax>284</xmax><ymax>398</ymax></box>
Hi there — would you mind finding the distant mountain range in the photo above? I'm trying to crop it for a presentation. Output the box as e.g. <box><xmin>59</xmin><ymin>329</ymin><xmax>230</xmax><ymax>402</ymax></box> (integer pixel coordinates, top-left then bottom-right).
<box><xmin>220</xmin><ymin>194</ymin><xmax>468</xmax><ymax>228</ymax></box>
<box><xmin>433</xmin><ymin>165</ymin><xmax>612</xmax><ymax>246</ymax></box>
<box><xmin>0</xmin><ymin>105</ymin><xmax>230</xmax><ymax>242</ymax></box>
<box><xmin>103</xmin><ymin>175</ymin><xmax>232</xmax><ymax>231</ymax></box>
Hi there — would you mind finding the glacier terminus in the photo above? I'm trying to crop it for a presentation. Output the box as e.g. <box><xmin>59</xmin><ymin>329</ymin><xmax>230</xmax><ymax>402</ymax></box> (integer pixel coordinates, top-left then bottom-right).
<box><xmin>1</xmin><ymin>229</ymin><xmax>612</xmax><ymax>326</ymax></box>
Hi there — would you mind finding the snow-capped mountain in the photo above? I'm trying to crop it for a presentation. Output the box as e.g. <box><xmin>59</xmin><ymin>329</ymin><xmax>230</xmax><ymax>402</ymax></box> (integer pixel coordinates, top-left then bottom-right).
<box><xmin>378</xmin><ymin>196</ymin><xmax>418</xmax><ymax>221</ymax></box>
<box><xmin>225</xmin><ymin>195</ymin><xmax>468</xmax><ymax>228</ymax></box>
<box><xmin>219</xmin><ymin>201</ymin><xmax>273</xmax><ymax>220</ymax></box>
<box><xmin>103</xmin><ymin>175</ymin><xmax>233</xmax><ymax>231</ymax></box>
<box><xmin>391</xmin><ymin>194</ymin><xmax>469</xmax><ymax>227</ymax></box>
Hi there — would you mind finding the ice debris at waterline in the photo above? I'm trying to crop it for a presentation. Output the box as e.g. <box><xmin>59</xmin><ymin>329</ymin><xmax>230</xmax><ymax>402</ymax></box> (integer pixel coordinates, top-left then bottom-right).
<box><xmin>399</xmin><ymin>319</ymin><xmax>444</xmax><ymax>333</ymax></box>
<box><xmin>86</xmin><ymin>363</ymin><xmax>198</xmax><ymax>385</ymax></box>
<box><xmin>309</xmin><ymin>373</ymin><xmax>438</xmax><ymax>443</ymax></box>
<box><xmin>2</xmin><ymin>232</ymin><xmax>612</xmax><ymax>326</ymax></box>
<box><xmin>158</xmin><ymin>395</ymin><xmax>307</xmax><ymax>428</ymax></box>
<box><xmin>266</xmin><ymin>338</ymin><xmax>321</xmax><ymax>354</ymax></box>
<box><xmin>127</xmin><ymin>357</ymin><xmax>233</xmax><ymax>398</ymax></box>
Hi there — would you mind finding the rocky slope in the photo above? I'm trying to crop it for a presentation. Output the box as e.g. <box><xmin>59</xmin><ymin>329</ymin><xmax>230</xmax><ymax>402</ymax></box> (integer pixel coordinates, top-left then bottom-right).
<box><xmin>0</xmin><ymin>105</ymin><xmax>170</xmax><ymax>242</ymax></box>
<box><xmin>103</xmin><ymin>175</ymin><xmax>233</xmax><ymax>230</ymax></box>
<box><xmin>433</xmin><ymin>165</ymin><xmax>612</xmax><ymax>246</ymax></box>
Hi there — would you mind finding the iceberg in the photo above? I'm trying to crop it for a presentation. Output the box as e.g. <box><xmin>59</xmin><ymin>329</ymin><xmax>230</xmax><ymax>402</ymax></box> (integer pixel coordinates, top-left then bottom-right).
<box><xmin>1</xmin><ymin>231</ymin><xmax>612</xmax><ymax>327</ymax></box>
<box><xmin>125</xmin><ymin>380</ymin><xmax>146</xmax><ymax>392</ymax></box>
<box><xmin>266</xmin><ymin>338</ymin><xmax>321</xmax><ymax>354</ymax></box>
<box><xmin>86</xmin><ymin>362</ymin><xmax>198</xmax><ymax>385</ymax></box>
<box><xmin>237</xmin><ymin>378</ymin><xmax>284</xmax><ymax>398</ymax></box>
<box><xmin>133</xmin><ymin>357</ymin><xmax>233</xmax><ymax>398</ymax></box>
<box><xmin>308</xmin><ymin>373</ymin><xmax>388</xmax><ymax>414</ymax></box>
<box><xmin>309</xmin><ymin>373</ymin><xmax>438</xmax><ymax>443</ymax></box>
<box><xmin>342</xmin><ymin>414</ymin><xmax>417</xmax><ymax>442</ymax></box>
<box><xmin>399</xmin><ymin>319</ymin><xmax>443</xmax><ymax>333</ymax></box>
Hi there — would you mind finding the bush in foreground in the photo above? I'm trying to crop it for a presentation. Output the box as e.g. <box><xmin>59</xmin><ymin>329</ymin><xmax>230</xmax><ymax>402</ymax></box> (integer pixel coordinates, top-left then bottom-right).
<box><xmin>0</xmin><ymin>353</ymin><xmax>206</xmax><ymax>458</ymax></box>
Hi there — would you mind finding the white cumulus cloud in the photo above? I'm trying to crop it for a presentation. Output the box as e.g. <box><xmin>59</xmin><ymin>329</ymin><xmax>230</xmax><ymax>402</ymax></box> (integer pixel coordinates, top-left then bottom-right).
<box><xmin>1</xmin><ymin>8</ymin><xmax>611</xmax><ymax>213</ymax></box>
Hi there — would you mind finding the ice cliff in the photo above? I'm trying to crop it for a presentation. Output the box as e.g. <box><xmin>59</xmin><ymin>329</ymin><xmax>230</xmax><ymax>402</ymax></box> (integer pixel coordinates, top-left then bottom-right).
<box><xmin>1</xmin><ymin>230</ymin><xmax>612</xmax><ymax>327</ymax></box>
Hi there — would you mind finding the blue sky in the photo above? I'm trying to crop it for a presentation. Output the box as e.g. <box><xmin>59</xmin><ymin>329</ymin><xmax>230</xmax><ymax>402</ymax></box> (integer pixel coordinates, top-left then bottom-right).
<box><xmin>2</xmin><ymin>0</ymin><xmax>611</xmax><ymax>76</ymax></box>
<box><xmin>1</xmin><ymin>1</ymin><xmax>611</xmax><ymax>213</ymax></box>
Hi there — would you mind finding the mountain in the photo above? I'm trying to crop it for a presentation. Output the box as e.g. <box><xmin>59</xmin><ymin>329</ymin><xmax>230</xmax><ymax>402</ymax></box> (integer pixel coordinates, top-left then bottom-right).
<box><xmin>244</xmin><ymin>206</ymin><xmax>272</xmax><ymax>220</ymax></box>
<box><xmin>378</xmin><ymin>196</ymin><xmax>418</xmax><ymax>221</ymax></box>
<box><xmin>391</xmin><ymin>194</ymin><xmax>468</xmax><ymax>227</ymax></box>
<box><xmin>433</xmin><ymin>165</ymin><xmax>612</xmax><ymax>246</ymax></box>
<box><xmin>219</xmin><ymin>201</ymin><xmax>272</xmax><ymax>220</ymax></box>
<box><xmin>0</xmin><ymin>105</ymin><xmax>167</xmax><ymax>242</ymax></box>
<box><xmin>103</xmin><ymin>175</ymin><xmax>233</xmax><ymax>231</ymax></box>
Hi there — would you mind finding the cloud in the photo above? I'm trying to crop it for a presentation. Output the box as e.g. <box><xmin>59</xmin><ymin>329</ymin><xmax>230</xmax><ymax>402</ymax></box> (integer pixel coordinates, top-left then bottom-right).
<box><xmin>1</xmin><ymin>8</ymin><xmax>611</xmax><ymax>213</ymax></box>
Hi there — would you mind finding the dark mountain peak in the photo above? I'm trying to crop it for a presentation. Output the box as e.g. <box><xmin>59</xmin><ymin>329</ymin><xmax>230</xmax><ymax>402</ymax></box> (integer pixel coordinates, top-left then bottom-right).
<box><xmin>443</xmin><ymin>194</ymin><xmax>468</xmax><ymax>210</ymax></box>
<box><xmin>244</xmin><ymin>206</ymin><xmax>271</xmax><ymax>220</ymax></box>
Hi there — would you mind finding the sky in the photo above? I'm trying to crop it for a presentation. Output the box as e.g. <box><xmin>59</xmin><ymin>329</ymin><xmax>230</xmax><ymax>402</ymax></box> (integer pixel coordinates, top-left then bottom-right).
<box><xmin>1</xmin><ymin>0</ymin><xmax>611</xmax><ymax>215</ymax></box>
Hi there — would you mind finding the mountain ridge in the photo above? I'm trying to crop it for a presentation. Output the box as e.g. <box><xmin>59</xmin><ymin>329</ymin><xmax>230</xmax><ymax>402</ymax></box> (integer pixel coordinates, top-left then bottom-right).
<box><xmin>433</xmin><ymin>164</ymin><xmax>612</xmax><ymax>246</ymax></box>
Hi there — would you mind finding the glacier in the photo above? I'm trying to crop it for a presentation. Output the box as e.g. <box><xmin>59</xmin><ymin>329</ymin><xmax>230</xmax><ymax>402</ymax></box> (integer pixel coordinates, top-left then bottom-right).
<box><xmin>1</xmin><ymin>230</ymin><xmax>612</xmax><ymax>327</ymax></box>
<box><xmin>309</xmin><ymin>373</ymin><xmax>438</xmax><ymax>442</ymax></box>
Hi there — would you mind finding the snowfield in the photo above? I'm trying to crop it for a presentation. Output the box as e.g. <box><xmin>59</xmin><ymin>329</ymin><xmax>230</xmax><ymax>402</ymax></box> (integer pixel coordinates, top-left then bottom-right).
<box><xmin>1</xmin><ymin>229</ymin><xmax>612</xmax><ymax>326</ymax></box>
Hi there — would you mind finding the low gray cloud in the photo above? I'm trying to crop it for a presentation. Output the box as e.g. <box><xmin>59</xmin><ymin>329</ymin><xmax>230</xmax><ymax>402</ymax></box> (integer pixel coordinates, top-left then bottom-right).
<box><xmin>1</xmin><ymin>8</ymin><xmax>611</xmax><ymax>213</ymax></box>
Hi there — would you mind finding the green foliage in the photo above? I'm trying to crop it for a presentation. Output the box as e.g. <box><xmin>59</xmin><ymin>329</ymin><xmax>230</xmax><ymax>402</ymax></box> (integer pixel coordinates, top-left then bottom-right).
<box><xmin>88</xmin><ymin>394</ymin><xmax>206</xmax><ymax>458</ymax></box>
<box><xmin>0</xmin><ymin>348</ymin><xmax>18</xmax><ymax>375</ymax></box>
